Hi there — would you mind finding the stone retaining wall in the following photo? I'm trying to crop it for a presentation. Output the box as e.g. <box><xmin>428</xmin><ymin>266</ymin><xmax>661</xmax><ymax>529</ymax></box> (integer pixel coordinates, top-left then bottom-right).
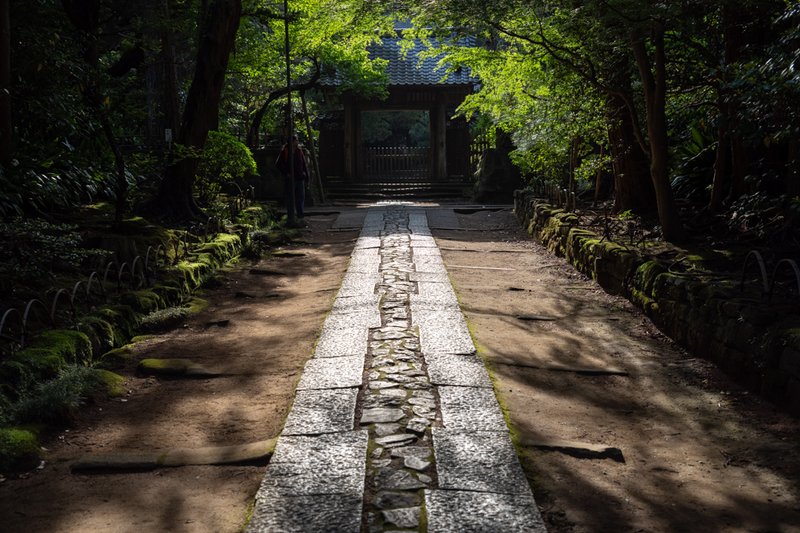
<box><xmin>514</xmin><ymin>189</ymin><xmax>800</xmax><ymax>415</ymax></box>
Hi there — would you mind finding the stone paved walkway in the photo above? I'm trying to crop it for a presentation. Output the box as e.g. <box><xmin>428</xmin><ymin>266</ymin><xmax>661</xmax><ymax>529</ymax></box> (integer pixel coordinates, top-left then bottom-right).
<box><xmin>247</xmin><ymin>206</ymin><xmax>546</xmax><ymax>532</ymax></box>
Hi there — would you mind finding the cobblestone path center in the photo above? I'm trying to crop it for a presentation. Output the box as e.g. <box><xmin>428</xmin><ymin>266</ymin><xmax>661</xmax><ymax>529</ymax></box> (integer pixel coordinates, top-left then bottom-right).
<box><xmin>247</xmin><ymin>206</ymin><xmax>546</xmax><ymax>532</ymax></box>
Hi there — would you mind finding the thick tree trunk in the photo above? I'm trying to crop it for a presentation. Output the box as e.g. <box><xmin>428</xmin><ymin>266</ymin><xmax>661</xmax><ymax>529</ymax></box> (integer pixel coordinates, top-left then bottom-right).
<box><xmin>161</xmin><ymin>0</ymin><xmax>180</xmax><ymax>134</ymax></box>
<box><xmin>158</xmin><ymin>0</ymin><xmax>241</xmax><ymax>219</ymax></box>
<box><xmin>631</xmin><ymin>26</ymin><xmax>684</xmax><ymax>243</ymax></box>
<box><xmin>0</xmin><ymin>0</ymin><xmax>11</xmax><ymax>166</ymax></box>
<box><xmin>606</xmin><ymin>93</ymin><xmax>655</xmax><ymax>213</ymax></box>
<box><xmin>710</xmin><ymin>107</ymin><xmax>729</xmax><ymax>211</ymax></box>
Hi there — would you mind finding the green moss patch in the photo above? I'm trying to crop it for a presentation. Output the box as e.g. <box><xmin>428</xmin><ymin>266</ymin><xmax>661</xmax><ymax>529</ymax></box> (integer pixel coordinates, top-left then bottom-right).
<box><xmin>120</xmin><ymin>289</ymin><xmax>164</xmax><ymax>314</ymax></box>
<box><xmin>0</xmin><ymin>428</ymin><xmax>41</xmax><ymax>473</ymax></box>
<box><xmin>137</xmin><ymin>358</ymin><xmax>220</xmax><ymax>377</ymax></box>
<box><xmin>94</xmin><ymin>369</ymin><xmax>125</xmax><ymax>397</ymax></box>
<box><xmin>97</xmin><ymin>345</ymin><xmax>136</xmax><ymax>369</ymax></box>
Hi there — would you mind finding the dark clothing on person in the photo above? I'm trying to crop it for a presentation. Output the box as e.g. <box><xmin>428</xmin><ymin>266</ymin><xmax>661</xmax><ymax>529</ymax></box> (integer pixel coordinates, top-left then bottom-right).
<box><xmin>276</xmin><ymin>141</ymin><xmax>309</xmax><ymax>219</ymax></box>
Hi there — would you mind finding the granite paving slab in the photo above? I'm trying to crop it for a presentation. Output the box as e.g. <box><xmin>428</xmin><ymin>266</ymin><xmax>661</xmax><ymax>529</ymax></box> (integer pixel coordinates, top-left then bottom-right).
<box><xmin>331</xmin><ymin>294</ymin><xmax>380</xmax><ymax>317</ymax></box>
<box><xmin>248</xmin><ymin>493</ymin><xmax>363</xmax><ymax>533</ymax></box>
<box><xmin>338</xmin><ymin>272</ymin><xmax>379</xmax><ymax>297</ymax></box>
<box><xmin>270</xmin><ymin>431</ymin><xmax>368</xmax><ymax>469</ymax></box>
<box><xmin>412</xmin><ymin>282</ymin><xmax>460</xmax><ymax>310</ymax></box>
<box><xmin>409</xmin><ymin>235</ymin><xmax>438</xmax><ymax>248</ymax></box>
<box><xmin>354</xmin><ymin>236</ymin><xmax>382</xmax><ymax>249</ymax></box>
<box><xmin>323</xmin><ymin>310</ymin><xmax>381</xmax><ymax>331</ymax></box>
<box><xmin>408</xmin><ymin>272</ymin><xmax>450</xmax><ymax>283</ymax></box>
<box><xmin>416</xmin><ymin>315</ymin><xmax>476</xmax><ymax>355</ymax></box>
<box><xmin>438</xmin><ymin>386</ymin><xmax>508</xmax><ymax>432</ymax></box>
<box><xmin>425</xmin><ymin>490</ymin><xmax>546</xmax><ymax>533</ymax></box>
<box><xmin>412</xmin><ymin>247</ymin><xmax>442</xmax><ymax>257</ymax></box>
<box><xmin>413</xmin><ymin>257</ymin><xmax>447</xmax><ymax>273</ymax></box>
<box><xmin>256</xmin><ymin>461</ymin><xmax>365</xmax><ymax>495</ymax></box>
<box><xmin>424</xmin><ymin>353</ymin><xmax>490</xmax><ymax>387</ymax></box>
<box><xmin>313</xmin><ymin>325</ymin><xmax>369</xmax><ymax>358</ymax></box>
<box><xmin>432</xmin><ymin>429</ymin><xmax>531</xmax><ymax>494</ymax></box>
<box><xmin>332</xmin><ymin>210</ymin><xmax>368</xmax><ymax>229</ymax></box>
<box><xmin>282</xmin><ymin>389</ymin><xmax>358</xmax><ymax>435</ymax></box>
<box><xmin>296</xmin><ymin>355</ymin><xmax>364</xmax><ymax>389</ymax></box>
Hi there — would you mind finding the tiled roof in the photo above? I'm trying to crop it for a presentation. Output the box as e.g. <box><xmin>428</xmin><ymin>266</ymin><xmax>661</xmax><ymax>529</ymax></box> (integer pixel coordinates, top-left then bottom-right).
<box><xmin>368</xmin><ymin>37</ymin><xmax>476</xmax><ymax>86</ymax></box>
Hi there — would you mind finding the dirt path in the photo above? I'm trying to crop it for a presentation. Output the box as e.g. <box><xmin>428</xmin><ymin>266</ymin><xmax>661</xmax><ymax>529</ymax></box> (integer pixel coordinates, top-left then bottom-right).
<box><xmin>0</xmin><ymin>213</ymin><xmax>358</xmax><ymax>533</ymax></box>
<box><xmin>3</xmin><ymin>206</ymin><xmax>799</xmax><ymax>533</ymax></box>
<box><xmin>434</xmin><ymin>208</ymin><xmax>800</xmax><ymax>533</ymax></box>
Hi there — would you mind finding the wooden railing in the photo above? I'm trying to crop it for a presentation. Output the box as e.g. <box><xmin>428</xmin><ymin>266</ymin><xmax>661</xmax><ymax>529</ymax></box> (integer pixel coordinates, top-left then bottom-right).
<box><xmin>364</xmin><ymin>146</ymin><xmax>430</xmax><ymax>180</ymax></box>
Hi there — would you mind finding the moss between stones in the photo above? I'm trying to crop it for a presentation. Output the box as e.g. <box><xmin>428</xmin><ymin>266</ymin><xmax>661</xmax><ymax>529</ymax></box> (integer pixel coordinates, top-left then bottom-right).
<box><xmin>0</xmin><ymin>428</ymin><xmax>40</xmax><ymax>473</ymax></box>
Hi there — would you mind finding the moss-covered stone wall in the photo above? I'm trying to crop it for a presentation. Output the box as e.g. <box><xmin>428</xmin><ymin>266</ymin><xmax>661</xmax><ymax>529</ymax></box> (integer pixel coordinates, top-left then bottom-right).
<box><xmin>0</xmin><ymin>232</ymin><xmax>241</xmax><ymax>472</ymax></box>
<box><xmin>514</xmin><ymin>190</ymin><xmax>800</xmax><ymax>415</ymax></box>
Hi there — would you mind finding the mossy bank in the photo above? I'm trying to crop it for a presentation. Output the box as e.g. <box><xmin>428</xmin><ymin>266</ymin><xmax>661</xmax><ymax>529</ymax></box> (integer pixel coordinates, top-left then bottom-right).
<box><xmin>515</xmin><ymin>189</ymin><xmax>800</xmax><ymax>415</ymax></box>
<box><xmin>0</xmin><ymin>231</ymin><xmax>242</xmax><ymax>473</ymax></box>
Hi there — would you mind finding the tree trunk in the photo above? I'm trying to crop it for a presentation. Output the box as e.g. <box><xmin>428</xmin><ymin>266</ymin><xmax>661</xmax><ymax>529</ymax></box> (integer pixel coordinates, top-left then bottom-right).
<box><xmin>710</xmin><ymin>107</ymin><xmax>729</xmax><ymax>211</ymax></box>
<box><xmin>631</xmin><ymin>26</ymin><xmax>684</xmax><ymax>242</ymax></box>
<box><xmin>246</xmin><ymin>63</ymin><xmax>321</xmax><ymax>150</ymax></box>
<box><xmin>301</xmin><ymin>90</ymin><xmax>325</xmax><ymax>204</ymax></box>
<box><xmin>606</xmin><ymin>93</ymin><xmax>654</xmax><ymax>213</ymax></box>
<box><xmin>158</xmin><ymin>0</ymin><xmax>241</xmax><ymax>219</ymax></box>
<box><xmin>0</xmin><ymin>0</ymin><xmax>12</xmax><ymax>166</ymax></box>
<box><xmin>161</xmin><ymin>0</ymin><xmax>180</xmax><ymax>134</ymax></box>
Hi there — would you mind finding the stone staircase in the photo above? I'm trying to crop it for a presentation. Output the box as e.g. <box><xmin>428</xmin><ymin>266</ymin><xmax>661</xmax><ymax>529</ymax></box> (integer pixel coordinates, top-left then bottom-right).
<box><xmin>323</xmin><ymin>177</ymin><xmax>472</xmax><ymax>203</ymax></box>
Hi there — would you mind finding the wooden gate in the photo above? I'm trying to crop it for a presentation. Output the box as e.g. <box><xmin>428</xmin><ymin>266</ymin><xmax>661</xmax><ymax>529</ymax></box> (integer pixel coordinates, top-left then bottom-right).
<box><xmin>363</xmin><ymin>146</ymin><xmax>431</xmax><ymax>180</ymax></box>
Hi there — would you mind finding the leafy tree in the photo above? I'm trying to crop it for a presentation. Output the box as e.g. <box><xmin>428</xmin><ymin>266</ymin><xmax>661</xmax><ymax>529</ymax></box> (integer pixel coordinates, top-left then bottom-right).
<box><xmin>157</xmin><ymin>0</ymin><xmax>242</xmax><ymax>219</ymax></box>
<box><xmin>196</xmin><ymin>131</ymin><xmax>257</xmax><ymax>204</ymax></box>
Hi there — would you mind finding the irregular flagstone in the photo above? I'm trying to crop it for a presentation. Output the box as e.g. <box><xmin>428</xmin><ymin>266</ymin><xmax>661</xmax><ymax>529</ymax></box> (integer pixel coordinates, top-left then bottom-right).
<box><xmin>432</xmin><ymin>429</ymin><xmax>531</xmax><ymax>494</ymax></box>
<box><xmin>282</xmin><ymin>389</ymin><xmax>358</xmax><ymax>435</ymax></box>
<box><xmin>382</xmin><ymin>507</ymin><xmax>421</xmax><ymax>528</ymax></box>
<box><xmin>361</xmin><ymin>407</ymin><xmax>405</xmax><ymax>424</ymax></box>
<box><xmin>438</xmin><ymin>386</ymin><xmax>509</xmax><ymax>432</ymax></box>
<box><xmin>425</xmin><ymin>490</ymin><xmax>546</xmax><ymax>533</ymax></box>
<box><xmin>295</xmin><ymin>355</ymin><xmax>364</xmax><ymax>390</ymax></box>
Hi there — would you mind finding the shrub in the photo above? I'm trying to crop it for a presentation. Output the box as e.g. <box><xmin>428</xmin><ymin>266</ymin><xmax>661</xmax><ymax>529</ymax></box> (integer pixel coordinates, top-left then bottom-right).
<box><xmin>0</xmin><ymin>428</ymin><xmax>41</xmax><ymax>473</ymax></box>
<box><xmin>11</xmin><ymin>365</ymin><xmax>105</xmax><ymax>425</ymax></box>
<box><xmin>139</xmin><ymin>306</ymin><xmax>188</xmax><ymax>332</ymax></box>
<box><xmin>196</xmin><ymin>131</ymin><xmax>257</xmax><ymax>205</ymax></box>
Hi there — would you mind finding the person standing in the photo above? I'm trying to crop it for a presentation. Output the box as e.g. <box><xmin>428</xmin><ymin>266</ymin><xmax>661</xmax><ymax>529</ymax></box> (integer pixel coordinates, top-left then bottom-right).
<box><xmin>276</xmin><ymin>134</ymin><xmax>309</xmax><ymax>220</ymax></box>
